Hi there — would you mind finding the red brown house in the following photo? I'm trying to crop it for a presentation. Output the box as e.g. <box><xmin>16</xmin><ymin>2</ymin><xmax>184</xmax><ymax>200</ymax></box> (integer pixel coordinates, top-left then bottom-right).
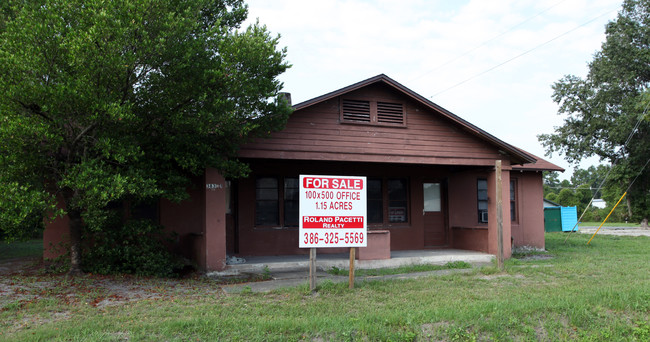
<box><xmin>44</xmin><ymin>74</ymin><xmax>563</xmax><ymax>271</ymax></box>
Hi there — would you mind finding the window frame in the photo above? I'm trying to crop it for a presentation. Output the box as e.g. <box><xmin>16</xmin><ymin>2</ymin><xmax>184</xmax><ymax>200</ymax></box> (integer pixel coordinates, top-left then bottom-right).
<box><xmin>367</xmin><ymin>177</ymin><xmax>410</xmax><ymax>228</ymax></box>
<box><xmin>340</xmin><ymin>97</ymin><xmax>407</xmax><ymax>127</ymax></box>
<box><xmin>477</xmin><ymin>178</ymin><xmax>488</xmax><ymax>224</ymax></box>
<box><xmin>254</xmin><ymin>176</ymin><xmax>299</xmax><ymax>229</ymax></box>
<box><xmin>510</xmin><ymin>178</ymin><xmax>518</xmax><ymax>223</ymax></box>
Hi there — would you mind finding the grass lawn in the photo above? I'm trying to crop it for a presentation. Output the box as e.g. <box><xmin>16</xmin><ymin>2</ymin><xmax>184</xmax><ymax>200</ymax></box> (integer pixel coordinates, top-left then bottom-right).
<box><xmin>1</xmin><ymin>233</ymin><xmax>649</xmax><ymax>341</ymax></box>
<box><xmin>327</xmin><ymin>260</ymin><xmax>472</xmax><ymax>277</ymax></box>
<box><xmin>0</xmin><ymin>239</ymin><xmax>42</xmax><ymax>261</ymax></box>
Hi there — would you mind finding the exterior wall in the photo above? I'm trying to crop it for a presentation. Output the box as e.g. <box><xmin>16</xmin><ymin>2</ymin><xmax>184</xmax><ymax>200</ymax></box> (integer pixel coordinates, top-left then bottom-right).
<box><xmin>43</xmin><ymin>197</ymin><xmax>70</xmax><ymax>260</ymax></box>
<box><xmin>160</xmin><ymin>176</ymin><xmax>205</xmax><ymax>263</ymax></box>
<box><xmin>239</xmin><ymin>83</ymin><xmax>504</xmax><ymax>167</ymax></box>
<box><xmin>511</xmin><ymin>171</ymin><xmax>545</xmax><ymax>249</ymax></box>
<box><xmin>235</xmin><ymin>159</ymin><xmax>457</xmax><ymax>256</ymax></box>
<box><xmin>231</xmin><ymin>159</ymin><xmax>532</xmax><ymax>257</ymax></box>
<box><xmin>159</xmin><ymin>168</ymin><xmax>227</xmax><ymax>271</ymax></box>
<box><xmin>448</xmin><ymin>170</ymin><xmax>489</xmax><ymax>252</ymax></box>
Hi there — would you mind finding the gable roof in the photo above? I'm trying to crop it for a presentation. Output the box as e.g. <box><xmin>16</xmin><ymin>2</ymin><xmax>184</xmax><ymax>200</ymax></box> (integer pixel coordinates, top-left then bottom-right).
<box><xmin>293</xmin><ymin>74</ymin><xmax>539</xmax><ymax>166</ymax></box>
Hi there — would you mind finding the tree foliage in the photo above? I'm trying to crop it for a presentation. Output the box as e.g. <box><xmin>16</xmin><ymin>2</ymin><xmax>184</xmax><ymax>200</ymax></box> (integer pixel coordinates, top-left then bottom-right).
<box><xmin>538</xmin><ymin>0</ymin><xmax>650</xmax><ymax>221</ymax></box>
<box><xmin>543</xmin><ymin>166</ymin><xmax>632</xmax><ymax>222</ymax></box>
<box><xmin>0</xmin><ymin>0</ymin><xmax>292</xmax><ymax>273</ymax></box>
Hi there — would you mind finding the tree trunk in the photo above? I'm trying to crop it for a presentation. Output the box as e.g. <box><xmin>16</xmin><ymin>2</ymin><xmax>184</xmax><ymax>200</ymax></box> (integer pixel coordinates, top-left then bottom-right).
<box><xmin>626</xmin><ymin>196</ymin><xmax>633</xmax><ymax>220</ymax></box>
<box><xmin>642</xmin><ymin>218</ymin><xmax>649</xmax><ymax>230</ymax></box>
<box><xmin>66</xmin><ymin>206</ymin><xmax>84</xmax><ymax>276</ymax></box>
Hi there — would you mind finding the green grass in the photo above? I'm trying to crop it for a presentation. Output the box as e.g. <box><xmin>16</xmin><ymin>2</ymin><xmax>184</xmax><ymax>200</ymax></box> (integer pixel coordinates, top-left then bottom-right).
<box><xmin>327</xmin><ymin>260</ymin><xmax>472</xmax><ymax>276</ymax></box>
<box><xmin>2</xmin><ymin>233</ymin><xmax>649</xmax><ymax>341</ymax></box>
<box><xmin>0</xmin><ymin>239</ymin><xmax>42</xmax><ymax>261</ymax></box>
<box><xmin>579</xmin><ymin>221</ymin><xmax>641</xmax><ymax>228</ymax></box>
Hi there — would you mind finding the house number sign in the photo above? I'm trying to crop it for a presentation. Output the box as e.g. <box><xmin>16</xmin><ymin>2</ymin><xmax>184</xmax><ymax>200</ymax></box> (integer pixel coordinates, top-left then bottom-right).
<box><xmin>299</xmin><ymin>175</ymin><xmax>367</xmax><ymax>248</ymax></box>
<box><xmin>205</xmin><ymin>183</ymin><xmax>223</xmax><ymax>190</ymax></box>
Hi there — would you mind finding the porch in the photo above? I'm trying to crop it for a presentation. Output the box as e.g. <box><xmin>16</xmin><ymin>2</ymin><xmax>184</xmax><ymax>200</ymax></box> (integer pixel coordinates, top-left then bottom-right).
<box><xmin>214</xmin><ymin>249</ymin><xmax>494</xmax><ymax>293</ymax></box>
<box><xmin>218</xmin><ymin>248</ymin><xmax>494</xmax><ymax>274</ymax></box>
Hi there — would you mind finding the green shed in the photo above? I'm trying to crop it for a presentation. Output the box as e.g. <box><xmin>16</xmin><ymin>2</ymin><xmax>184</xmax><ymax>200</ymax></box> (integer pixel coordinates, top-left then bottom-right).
<box><xmin>544</xmin><ymin>206</ymin><xmax>578</xmax><ymax>232</ymax></box>
<box><xmin>544</xmin><ymin>207</ymin><xmax>562</xmax><ymax>232</ymax></box>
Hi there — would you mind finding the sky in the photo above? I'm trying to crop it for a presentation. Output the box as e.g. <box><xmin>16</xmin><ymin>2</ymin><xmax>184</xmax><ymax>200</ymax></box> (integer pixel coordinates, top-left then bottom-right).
<box><xmin>243</xmin><ymin>0</ymin><xmax>624</xmax><ymax>179</ymax></box>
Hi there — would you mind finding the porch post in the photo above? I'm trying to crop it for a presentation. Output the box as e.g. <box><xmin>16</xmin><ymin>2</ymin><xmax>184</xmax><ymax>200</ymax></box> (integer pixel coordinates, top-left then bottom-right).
<box><xmin>487</xmin><ymin>161</ymin><xmax>512</xmax><ymax>259</ymax></box>
<box><xmin>204</xmin><ymin>167</ymin><xmax>227</xmax><ymax>271</ymax></box>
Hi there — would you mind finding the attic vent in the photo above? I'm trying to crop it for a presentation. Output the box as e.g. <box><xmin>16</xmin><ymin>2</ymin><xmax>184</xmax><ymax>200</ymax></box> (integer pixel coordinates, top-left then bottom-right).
<box><xmin>342</xmin><ymin>99</ymin><xmax>371</xmax><ymax>122</ymax></box>
<box><xmin>377</xmin><ymin>102</ymin><xmax>404</xmax><ymax>125</ymax></box>
<box><xmin>340</xmin><ymin>98</ymin><xmax>407</xmax><ymax>127</ymax></box>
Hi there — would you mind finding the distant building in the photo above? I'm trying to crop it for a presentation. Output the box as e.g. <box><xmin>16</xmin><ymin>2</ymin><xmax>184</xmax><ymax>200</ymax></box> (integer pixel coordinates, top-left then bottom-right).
<box><xmin>592</xmin><ymin>199</ymin><xmax>607</xmax><ymax>209</ymax></box>
<box><xmin>543</xmin><ymin>199</ymin><xmax>561</xmax><ymax>208</ymax></box>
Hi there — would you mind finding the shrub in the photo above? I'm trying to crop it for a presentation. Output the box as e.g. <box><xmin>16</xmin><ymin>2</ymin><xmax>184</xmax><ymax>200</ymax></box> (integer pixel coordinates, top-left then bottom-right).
<box><xmin>82</xmin><ymin>218</ymin><xmax>185</xmax><ymax>277</ymax></box>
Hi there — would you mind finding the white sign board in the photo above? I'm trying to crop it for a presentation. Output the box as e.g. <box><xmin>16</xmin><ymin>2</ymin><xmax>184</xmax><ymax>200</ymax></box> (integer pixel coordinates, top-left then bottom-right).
<box><xmin>299</xmin><ymin>175</ymin><xmax>367</xmax><ymax>248</ymax></box>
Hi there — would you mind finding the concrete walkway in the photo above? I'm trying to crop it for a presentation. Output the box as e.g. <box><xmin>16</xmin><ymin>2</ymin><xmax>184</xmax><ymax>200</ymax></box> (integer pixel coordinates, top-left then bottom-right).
<box><xmin>211</xmin><ymin>249</ymin><xmax>494</xmax><ymax>293</ymax></box>
<box><xmin>579</xmin><ymin>226</ymin><xmax>650</xmax><ymax>237</ymax></box>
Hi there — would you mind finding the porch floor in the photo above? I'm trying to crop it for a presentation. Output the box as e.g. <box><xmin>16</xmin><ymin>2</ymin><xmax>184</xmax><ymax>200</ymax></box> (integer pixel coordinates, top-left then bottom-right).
<box><xmin>224</xmin><ymin>249</ymin><xmax>494</xmax><ymax>274</ymax></box>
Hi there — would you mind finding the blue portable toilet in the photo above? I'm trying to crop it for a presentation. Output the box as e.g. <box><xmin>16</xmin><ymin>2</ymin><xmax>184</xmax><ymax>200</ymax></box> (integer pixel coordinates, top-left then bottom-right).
<box><xmin>560</xmin><ymin>206</ymin><xmax>578</xmax><ymax>232</ymax></box>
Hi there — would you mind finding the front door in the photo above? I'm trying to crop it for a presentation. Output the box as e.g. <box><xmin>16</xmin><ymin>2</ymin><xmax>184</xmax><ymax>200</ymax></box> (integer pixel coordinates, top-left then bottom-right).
<box><xmin>423</xmin><ymin>182</ymin><xmax>446</xmax><ymax>247</ymax></box>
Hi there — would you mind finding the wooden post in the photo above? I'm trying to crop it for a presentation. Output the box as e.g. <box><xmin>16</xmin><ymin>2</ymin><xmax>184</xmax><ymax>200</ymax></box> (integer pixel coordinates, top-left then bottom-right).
<box><xmin>309</xmin><ymin>248</ymin><xmax>317</xmax><ymax>292</ymax></box>
<box><xmin>495</xmin><ymin>160</ymin><xmax>504</xmax><ymax>271</ymax></box>
<box><xmin>349</xmin><ymin>247</ymin><xmax>356</xmax><ymax>289</ymax></box>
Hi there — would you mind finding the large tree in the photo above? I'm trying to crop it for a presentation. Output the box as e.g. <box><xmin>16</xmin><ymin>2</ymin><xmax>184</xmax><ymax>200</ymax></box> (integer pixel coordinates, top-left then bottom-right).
<box><xmin>0</xmin><ymin>0</ymin><xmax>292</xmax><ymax>273</ymax></box>
<box><xmin>539</xmin><ymin>0</ymin><xmax>650</xmax><ymax>222</ymax></box>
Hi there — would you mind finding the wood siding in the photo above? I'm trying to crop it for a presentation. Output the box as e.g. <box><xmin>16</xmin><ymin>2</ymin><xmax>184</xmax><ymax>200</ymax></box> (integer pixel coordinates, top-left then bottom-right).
<box><xmin>239</xmin><ymin>83</ymin><xmax>503</xmax><ymax>166</ymax></box>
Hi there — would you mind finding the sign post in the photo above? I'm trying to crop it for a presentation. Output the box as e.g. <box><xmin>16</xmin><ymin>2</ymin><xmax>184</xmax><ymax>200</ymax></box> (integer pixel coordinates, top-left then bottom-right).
<box><xmin>349</xmin><ymin>247</ymin><xmax>355</xmax><ymax>289</ymax></box>
<box><xmin>299</xmin><ymin>175</ymin><xmax>367</xmax><ymax>291</ymax></box>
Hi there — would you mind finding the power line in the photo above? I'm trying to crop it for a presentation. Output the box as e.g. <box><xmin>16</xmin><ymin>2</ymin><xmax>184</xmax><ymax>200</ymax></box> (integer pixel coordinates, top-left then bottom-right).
<box><xmin>564</xmin><ymin>101</ymin><xmax>650</xmax><ymax>242</ymax></box>
<box><xmin>430</xmin><ymin>7</ymin><xmax>618</xmax><ymax>98</ymax></box>
<box><xmin>546</xmin><ymin>186</ymin><xmax>605</xmax><ymax>190</ymax></box>
<box><xmin>409</xmin><ymin>0</ymin><xmax>570</xmax><ymax>83</ymax></box>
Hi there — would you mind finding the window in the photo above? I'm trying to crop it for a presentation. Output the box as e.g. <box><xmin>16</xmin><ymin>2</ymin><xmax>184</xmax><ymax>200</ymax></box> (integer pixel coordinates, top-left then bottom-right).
<box><xmin>255</xmin><ymin>177</ymin><xmax>299</xmax><ymax>227</ymax></box>
<box><xmin>255</xmin><ymin>177</ymin><xmax>279</xmax><ymax>226</ymax></box>
<box><xmin>367</xmin><ymin>177</ymin><xmax>409</xmax><ymax>225</ymax></box>
<box><xmin>476</xmin><ymin>178</ymin><xmax>517</xmax><ymax>223</ymax></box>
<box><xmin>341</xmin><ymin>98</ymin><xmax>405</xmax><ymax>126</ymax></box>
<box><xmin>510</xmin><ymin>179</ymin><xmax>517</xmax><ymax>222</ymax></box>
<box><xmin>477</xmin><ymin>179</ymin><xmax>488</xmax><ymax>223</ymax></box>
<box><xmin>388</xmin><ymin>179</ymin><xmax>408</xmax><ymax>223</ymax></box>
<box><xmin>367</xmin><ymin>179</ymin><xmax>383</xmax><ymax>223</ymax></box>
<box><xmin>284</xmin><ymin>178</ymin><xmax>299</xmax><ymax>226</ymax></box>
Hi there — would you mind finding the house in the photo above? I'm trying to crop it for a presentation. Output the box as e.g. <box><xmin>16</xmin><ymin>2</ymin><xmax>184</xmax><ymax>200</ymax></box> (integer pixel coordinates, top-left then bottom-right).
<box><xmin>592</xmin><ymin>199</ymin><xmax>607</xmax><ymax>209</ymax></box>
<box><xmin>44</xmin><ymin>74</ymin><xmax>564</xmax><ymax>271</ymax></box>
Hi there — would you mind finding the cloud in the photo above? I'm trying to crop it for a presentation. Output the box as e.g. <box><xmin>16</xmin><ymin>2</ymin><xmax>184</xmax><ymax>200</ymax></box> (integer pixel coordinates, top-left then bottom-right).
<box><xmin>244</xmin><ymin>0</ymin><xmax>623</xmax><ymax>175</ymax></box>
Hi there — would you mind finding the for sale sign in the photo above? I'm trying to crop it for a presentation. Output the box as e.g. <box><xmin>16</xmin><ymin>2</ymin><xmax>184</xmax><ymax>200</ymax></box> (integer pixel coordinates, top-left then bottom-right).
<box><xmin>299</xmin><ymin>175</ymin><xmax>367</xmax><ymax>248</ymax></box>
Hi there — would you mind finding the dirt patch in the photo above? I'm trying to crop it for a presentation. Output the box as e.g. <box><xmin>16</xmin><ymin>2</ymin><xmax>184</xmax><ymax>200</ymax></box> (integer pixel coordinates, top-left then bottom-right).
<box><xmin>0</xmin><ymin>257</ymin><xmax>225</xmax><ymax>312</ymax></box>
<box><xmin>0</xmin><ymin>257</ymin><xmax>42</xmax><ymax>275</ymax></box>
<box><xmin>477</xmin><ymin>274</ymin><xmax>525</xmax><ymax>281</ymax></box>
<box><xmin>420</xmin><ymin>321</ymin><xmax>452</xmax><ymax>341</ymax></box>
<box><xmin>517</xmin><ymin>254</ymin><xmax>554</xmax><ymax>261</ymax></box>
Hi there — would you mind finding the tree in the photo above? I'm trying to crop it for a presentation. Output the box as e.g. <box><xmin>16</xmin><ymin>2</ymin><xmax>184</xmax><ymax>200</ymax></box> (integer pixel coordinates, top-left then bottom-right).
<box><xmin>570</xmin><ymin>165</ymin><xmax>611</xmax><ymax>199</ymax></box>
<box><xmin>543</xmin><ymin>171</ymin><xmax>561</xmax><ymax>198</ymax></box>
<box><xmin>0</xmin><ymin>0</ymin><xmax>292</xmax><ymax>274</ymax></box>
<box><xmin>556</xmin><ymin>188</ymin><xmax>579</xmax><ymax>208</ymax></box>
<box><xmin>538</xmin><ymin>0</ymin><xmax>650</xmax><ymax>222</ymax></box>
